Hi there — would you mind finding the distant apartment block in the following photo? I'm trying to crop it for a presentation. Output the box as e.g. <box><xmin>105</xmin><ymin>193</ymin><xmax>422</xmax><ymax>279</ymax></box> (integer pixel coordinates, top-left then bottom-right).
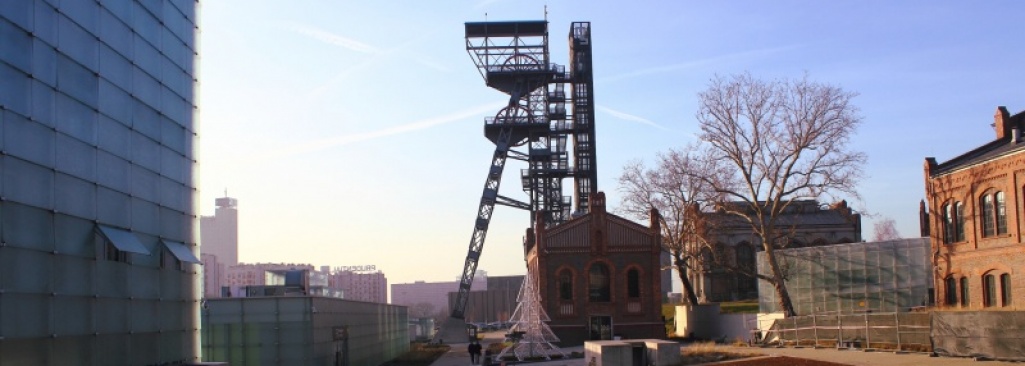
<box><xmin>0</xmin><ymin>0</ymin><xmax>201</xmax><ymax>364</ymax></box>
<box><xmin>392</xmin><ymin>275</ymin><xmax>487</xmax><ymax>318</ymax></box>
<box><xmin>201</xmin><ymin>196</ymin><xmax>239</xmax><ymax>266</ymax></box>
<box><xmin>328</xmin><ymin>267</ymin><xmax>388</xmax><ymax>303</ymax></box>
<box><xmin>202</xmin><ymin>253</ymin><xmax>224</xmax><ymax>298</ymax></box>
<box><xmin>221</xmin><ymin>262</ymin><xmax>316</xmax><ymax>296</ymax></box>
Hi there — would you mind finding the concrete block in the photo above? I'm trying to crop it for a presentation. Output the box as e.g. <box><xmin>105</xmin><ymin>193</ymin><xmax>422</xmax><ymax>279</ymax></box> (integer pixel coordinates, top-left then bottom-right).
<box><xmin>643</xmin><ymin>340</ymin><xmax>681</xmax><ymax>366</ymax></box>
<box><xmin>584</xmin><ymin>341</ymin><xmax>631</xmax><ymax>366</ymax></box>
<box><xmin>675</xmin><ymin>304</ymin><xmax>722</xmax><ymax>339</ymax></box>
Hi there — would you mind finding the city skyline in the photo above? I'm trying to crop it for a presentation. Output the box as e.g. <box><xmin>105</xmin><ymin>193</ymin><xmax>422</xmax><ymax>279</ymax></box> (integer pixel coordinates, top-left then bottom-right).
<box><xmin>197</xmin><ymin>1</ymin><xmax>1025</xmax><ymax>289</ymax></box>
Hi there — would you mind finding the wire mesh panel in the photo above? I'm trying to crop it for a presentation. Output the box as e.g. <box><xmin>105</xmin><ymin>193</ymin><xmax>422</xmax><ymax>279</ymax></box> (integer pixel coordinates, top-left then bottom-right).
<box><xmin>758</xmin><ymin>238</ymin><xmax>932</xmax><ymax>315</ymax></box>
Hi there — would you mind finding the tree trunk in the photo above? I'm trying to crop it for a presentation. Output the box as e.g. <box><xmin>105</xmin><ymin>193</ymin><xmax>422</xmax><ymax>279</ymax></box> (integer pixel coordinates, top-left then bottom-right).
<box><xmin>762</xmin><ymin>244</ymin><xmax>796</xmax><ymax>316</ymax></box>
<box><xmin>674</xmin><ymin>253</ymin><xmax>700</xmax><ymax>305</ymax></box>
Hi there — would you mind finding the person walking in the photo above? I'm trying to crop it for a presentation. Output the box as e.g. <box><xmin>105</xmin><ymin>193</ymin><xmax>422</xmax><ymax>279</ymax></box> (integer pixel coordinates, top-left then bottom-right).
<box><xmin>467</xmin><ymin>341</ymin><xmax>482</xmax><ymax>365</ymax></box>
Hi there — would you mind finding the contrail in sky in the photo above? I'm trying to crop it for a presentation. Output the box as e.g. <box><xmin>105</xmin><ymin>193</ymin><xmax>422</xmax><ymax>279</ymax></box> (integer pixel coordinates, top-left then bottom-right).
<box><xmin>599</xmin><ymin>45</ymin><xmax>803</xmax><ymax>83</ymax></box>
<box><xmin>597</xmin><ymin>105</ymin><xmax>668</xmax><ymax>131</ymax></box>
<box><xmin>251</xmin><ymin>102</ymin><xmax>506</xmax><ymax>164</ymax></box>
<box><xmin>291</xmin><ymin>25</ymin><xmax>379</xmax><ymax>54</ymax></box>
<box><xmin>287</xmin><ymin>23</ymin><xmax>449</xmax><ymax>72</ymax></box>
<box><xmin>286</xmin><ymin>23</ymin><xmax>450</xmax><ymax>100</ymax></box>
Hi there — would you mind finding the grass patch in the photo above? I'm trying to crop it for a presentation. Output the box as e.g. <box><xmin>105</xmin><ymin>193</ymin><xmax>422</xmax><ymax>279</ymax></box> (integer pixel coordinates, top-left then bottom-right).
<box><xmin>720</xmin><ymin>300</ymin><xmax>759</xmax><ymax>314</ymax></box>
<box><xmin>380</xmin><ymin>343</ymin><xmax>451</xmax><ymax>366</ymax></box>
<box><xmin>663</xmin><ymin>304</ymin><xmax>678</xmax><ymax>336</ymax></box>
<box><xmin>485</xmin><ymin>341</ymin><xmax>513</xmax><ymax>355</ymax></box>
<box><xmin>680</xmin><ymin>342</ymin><xmax>760</xmax><ymax>365</ymax></box>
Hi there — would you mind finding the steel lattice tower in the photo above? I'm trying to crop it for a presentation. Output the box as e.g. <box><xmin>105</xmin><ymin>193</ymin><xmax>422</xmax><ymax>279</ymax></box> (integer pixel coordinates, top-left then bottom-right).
<box><xmin>496</xmin><ymin>268</ymin><xmax>566</xmax><ymax>361</ymax></box>
<box><xmin>450</xmin><ymin>20</ymin><xmax>598</xmax><ymax>320</ymax></box>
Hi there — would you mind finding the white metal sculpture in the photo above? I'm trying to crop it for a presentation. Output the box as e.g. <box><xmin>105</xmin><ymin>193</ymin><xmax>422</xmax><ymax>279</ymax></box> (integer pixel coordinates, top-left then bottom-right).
<box><xmin>496</xmin><ymin>268</ymin><xmax>567</xmax><ymax>361</ymax></box>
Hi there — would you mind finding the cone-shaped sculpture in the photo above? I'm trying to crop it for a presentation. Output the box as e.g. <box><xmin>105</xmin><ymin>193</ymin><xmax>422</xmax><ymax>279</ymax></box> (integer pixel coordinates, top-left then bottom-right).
<box><xmin>496</xmin><ymin>268</ymin><xmax>566</xmax><ymax>361</ymax></box>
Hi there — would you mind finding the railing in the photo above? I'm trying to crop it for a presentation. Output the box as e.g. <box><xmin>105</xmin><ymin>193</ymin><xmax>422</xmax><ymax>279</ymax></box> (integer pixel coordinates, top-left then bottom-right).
<box><xmin>485</xmin><ymin>63</ymin><xmax>564</xmax><ymax>74</ymax></box>
<box><xmin>559</xmin><ymin>303</ymin><xmax>574</xmax><ymax>315</ymax></box>
<box><xmin>485</xmin><ymin>116</ymin><xmax>532</xmax><ymax>125</ymax></box>
<box><xmin>765</xmin><ymin>312</ymin><xmax>931</xmax><ymax>352</ymax></box>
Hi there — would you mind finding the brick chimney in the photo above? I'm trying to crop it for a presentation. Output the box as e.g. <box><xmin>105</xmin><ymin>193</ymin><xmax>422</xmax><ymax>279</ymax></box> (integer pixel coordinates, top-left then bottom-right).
<box><xmin>995</xmin><ymin>106</ymin><xmax>1012</xmax><ymax>139</ymax></box>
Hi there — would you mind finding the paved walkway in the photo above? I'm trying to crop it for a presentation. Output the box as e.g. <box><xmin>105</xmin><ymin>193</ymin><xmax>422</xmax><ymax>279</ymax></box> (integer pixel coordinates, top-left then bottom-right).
<box><xmin>429</xmin><ymin>330</ymin><xmax>1018</xmax><ymax>366</ymax></box>
<box><xmin>430</xmin><ymin>331</ymin><xmax>585</xmax><ymax>366</ymax></box>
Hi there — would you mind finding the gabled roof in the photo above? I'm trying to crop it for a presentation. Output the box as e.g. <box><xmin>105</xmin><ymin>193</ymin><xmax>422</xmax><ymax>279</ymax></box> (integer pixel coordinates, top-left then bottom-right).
<box><xmin>932</xmin><ymin>138</ymin><xmax>1025</xmax><ymax>175</ymax></box>
<box><xmin>545</xmin><ymin>209</ymin><xmax>651</xmax><ymax>237</ymax></box>
<box><xmin>931</xmin><ymin>107</ymin><xmax>1025</xmax><ymax>176</ymax></box>
<box><xmin>531</xmin><ymin>192</ymin><xmax>657</xmax><ymax>251</ymax></box>
<box><xmin>708</xmin><ymin>203</ymin><xmax>859</xmax><ymax>229</ymax></box>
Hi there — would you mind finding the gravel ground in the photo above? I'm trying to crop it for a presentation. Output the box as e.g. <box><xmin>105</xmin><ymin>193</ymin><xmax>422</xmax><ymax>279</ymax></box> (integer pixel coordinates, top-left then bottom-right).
<box><xmin>715</xmin><ymin>355</ymin><xmax>852</xmax><ymax>366</ymax></box>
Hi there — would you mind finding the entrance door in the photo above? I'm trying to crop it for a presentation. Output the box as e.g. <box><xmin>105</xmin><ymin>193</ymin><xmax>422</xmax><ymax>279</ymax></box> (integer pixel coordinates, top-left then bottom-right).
<box><xmin>333</xmin><ymin>326</ymin><xmax>349</xmax><ymax>366</ymax></box>
<box><xmin>588</xmin><ymin>316</ymin><xmax>612</xmax><ymax>340</ymax></box>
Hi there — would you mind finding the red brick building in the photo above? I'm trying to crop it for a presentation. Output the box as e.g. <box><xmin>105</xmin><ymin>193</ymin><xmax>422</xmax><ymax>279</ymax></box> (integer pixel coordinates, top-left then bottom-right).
<box><xmin>525</xmin><ymin>192</ymin><xmax>664</xmax><ymax>345</ymax></box>
<box><xmin>924</xmin><ymin>106</ymin><xmax>1024</xmax><ymax>310</ymax></box>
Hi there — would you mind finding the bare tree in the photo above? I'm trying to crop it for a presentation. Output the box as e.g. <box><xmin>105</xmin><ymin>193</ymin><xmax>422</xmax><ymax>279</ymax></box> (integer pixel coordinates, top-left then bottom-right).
<box><xmin>691</xmin><ymin>73</ymin><xmax>866</xmax><ymax>317</ymax></box>
<box><xmin>618</xmin><ymin>144</ymin><xmax>718</xmax><ymax>305</ymax></box>
<box><xmin>409</xmin><ymin>302</ymin><xmax>436</xmax><ymax>319</ymax></box>
<box><xmin>872</xmin><ymin>217</ymin><xmax>902</xmax><ymax>241</ymax></box>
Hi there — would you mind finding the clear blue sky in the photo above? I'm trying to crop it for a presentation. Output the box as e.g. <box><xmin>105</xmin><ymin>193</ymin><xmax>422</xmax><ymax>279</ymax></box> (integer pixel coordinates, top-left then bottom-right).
<box><xmin>198</xmin><ymin>1</ymin><xmax>1025</xmax><ymax>289</ymax></box>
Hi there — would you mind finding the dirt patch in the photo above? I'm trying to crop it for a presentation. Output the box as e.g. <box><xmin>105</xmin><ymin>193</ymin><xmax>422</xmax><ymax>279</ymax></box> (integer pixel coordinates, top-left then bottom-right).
<box><xmin>380</xmin><ymin>343</ymin><xmax>451</xmax><ymax>366</ymax></box>
<box><xmin>716</xmin><ymin>355</ymin><xmax>852</xmax><ymax>366</ymax></box>
<box><xmin>679</xmin><ymin>351</ymin><xmax>754</xmax><ymax>365</ymax></box>
<box><xmin>679</xmin><ymin>342</ymin><xmax>761</xmax><ymax>365</ymax></box>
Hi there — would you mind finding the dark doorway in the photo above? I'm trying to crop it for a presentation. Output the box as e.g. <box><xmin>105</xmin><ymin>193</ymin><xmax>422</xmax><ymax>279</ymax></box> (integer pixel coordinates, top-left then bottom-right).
<box><xmin>632</xmin><ymin>344</ymin><xmax>645</xmax><ymax>366</ymax></box>
<box><xmin>588</xmin><ymin>316</ymin><xmax>612</xmax><ymax>340</ymax></box>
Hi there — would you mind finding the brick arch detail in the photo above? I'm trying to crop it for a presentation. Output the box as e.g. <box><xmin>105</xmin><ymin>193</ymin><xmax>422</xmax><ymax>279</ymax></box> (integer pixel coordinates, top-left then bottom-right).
<box><xmin>981</xmin><ymin>263</ymin><xmax>1013</xmax><ymax>276</ymax></box>
<box><xmin>978</xmin><ymin>187</ymin><xmax>1001</xmax><ymax>197</ymax></box>
<box><xmin>944</xmin><ymin>268</ymin><xmax>967</xmax><ymax>278</ymax></box>
<box><xmin>585</xmin><ymin>259</ymin><xmax>616</xmax><ymax>302</ymax></box>
<box><xmin>553</xmin><ymin>265</ymin><xmax>579</xmax><ymax>309</ymax></box>
<box><xmin>622</xmin><ymin>263</ymin><xmax>646</xmax><ymax>298</ymax></box>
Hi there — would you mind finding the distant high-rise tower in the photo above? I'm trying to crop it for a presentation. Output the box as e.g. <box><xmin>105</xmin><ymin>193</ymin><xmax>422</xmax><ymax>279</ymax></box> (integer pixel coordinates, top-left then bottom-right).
<box><xmin>201</xmin><ymin>196</ymin><xmax>239</xmax><ymax>266</ymax></box>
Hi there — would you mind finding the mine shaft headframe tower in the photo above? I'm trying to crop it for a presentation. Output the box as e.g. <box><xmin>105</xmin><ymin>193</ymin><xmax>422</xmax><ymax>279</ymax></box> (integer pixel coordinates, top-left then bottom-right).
<box><xmin>450</xmin><ymin>20</ymin><xmax>598</xmax><ymax>320</ymax></box>
<box><xmin>465</xmin><ymin>20</ymin><xmax>573</xmax><ymax>232</ymax></box>
<box><xmin>569</xmin><ymin>22</ymin><xmax>598</xmax><ymax>214</ymax></box>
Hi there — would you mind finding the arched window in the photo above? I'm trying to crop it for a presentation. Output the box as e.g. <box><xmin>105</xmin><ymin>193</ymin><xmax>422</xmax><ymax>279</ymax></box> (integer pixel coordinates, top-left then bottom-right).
<box><xmin>960</xmin><ymin>276</ymin><xmax>970</xmax><ymax>307</ymax></box>
<box><xmin>735</xmin><ymin>243</ymin><xmax>757</xmax><ymax>294</ymax></box>
<box><xmin>982</xmin><ymin>194</ymin><xmax>995</xmax><ymax>237</ymax></box>
<box><xmin>559</xmin><ymin>270</ymin><xmax>573</xmax><ymax>301</ymax></box>
<box><xmin>996</xmin><ymin>192</ymin><xmax>1007</xmax><ymax>235</ymax></box>
<box><xmin>627</xmin><ymin>269</ymin><xmax>640</xmax><ymax>298</ymax></box>
<box><xmin>943</xmin><ymin>204</ymin><xmax>954</xmax><ymax>244</ymax></box>
<box><xmin>1001</xmin><ymin>273</ymin><xmax>1012</xmax><ymax>307</ymax></box>
<box><xmin>984</xmin><ymin>273</ymin><xmax>998</xmax><ymax>307</ymax></box>
<box><xmin>944</xmin><ymin>276</ymin><xmax>957</xmax><ymax>305</ymax></box>
<box><xmin>981</xmin><ymin>191</ymin><xmax>1006</xmax><ymax>238</ymax></box>
<box><xmin>588</xmin><ymin>264</ymin><xmax>610</xmax><ymax>302</ymax></box>
<box><xmin>700</xmin><ymin>247</ymin><xmax>714</xmax><ymax>271</ymax></box>
<box><xmin>955</xmin><ymin>202</ymin><xmax>965</xmax><ymax>242</ymax></box>
<box><xmin>735</xmin><ymin>244</ymin><xmax>754</xmax><ymax>271</ymax></box>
